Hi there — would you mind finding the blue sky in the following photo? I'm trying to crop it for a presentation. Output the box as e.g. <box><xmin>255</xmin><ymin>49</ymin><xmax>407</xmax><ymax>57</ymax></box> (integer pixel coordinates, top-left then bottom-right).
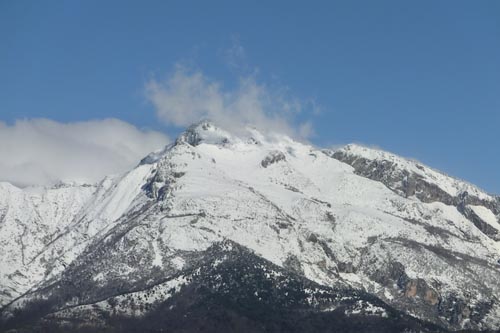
<box><xmin>1</xmin><ymin>1</ymin><xmax>499</xmax><ymax>192</ymax></box>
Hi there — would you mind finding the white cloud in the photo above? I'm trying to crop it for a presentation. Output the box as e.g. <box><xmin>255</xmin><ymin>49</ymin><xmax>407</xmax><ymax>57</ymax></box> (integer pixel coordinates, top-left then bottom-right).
<box><xmin>0</xmin><ymin>118</ymin><xmax>169</xmax><ymax>187</ymax></box>
<box><xmin>145</xmin><ymin>66</ymin><xmax>314</xmax><ymax>139</ymax></box>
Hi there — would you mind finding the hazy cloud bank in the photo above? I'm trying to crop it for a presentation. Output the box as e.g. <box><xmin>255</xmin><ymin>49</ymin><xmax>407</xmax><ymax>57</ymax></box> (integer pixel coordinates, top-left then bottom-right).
<box><xmin>0</xmin><ymin>118</ymin><xmax>169</xmax><ymax>187</ymax></box>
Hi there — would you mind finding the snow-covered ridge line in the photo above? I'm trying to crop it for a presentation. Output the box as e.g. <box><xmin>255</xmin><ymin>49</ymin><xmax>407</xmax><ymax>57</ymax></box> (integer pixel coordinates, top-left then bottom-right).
<box><xmin>333</xmin><ymin>143</ymin><xmax>495</xmax><ymax>200</ymax></box>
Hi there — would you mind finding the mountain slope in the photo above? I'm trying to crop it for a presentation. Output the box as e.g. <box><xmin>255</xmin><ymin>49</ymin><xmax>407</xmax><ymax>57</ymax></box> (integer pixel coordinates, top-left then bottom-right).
<box><xmin>2</xmin><ymin>241</ymin><xmax>446</xmax><ymax>333</ymax></box>
<box><xmin>1</xmin><ymin>121</ymin><xmax>499</xmax><ymax>332</ymax></box>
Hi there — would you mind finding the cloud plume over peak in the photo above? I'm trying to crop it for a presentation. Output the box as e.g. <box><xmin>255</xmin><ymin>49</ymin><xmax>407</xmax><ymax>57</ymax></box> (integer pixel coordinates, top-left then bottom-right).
<box><xmin>0</xmin><ymin>118</ymin><xmax>169</xmax><ymax>187</ymax></box>
<box><xmin>145</xmin><ymin>66</ymin><xmax>314</xmax><ymax>139</ymax></box>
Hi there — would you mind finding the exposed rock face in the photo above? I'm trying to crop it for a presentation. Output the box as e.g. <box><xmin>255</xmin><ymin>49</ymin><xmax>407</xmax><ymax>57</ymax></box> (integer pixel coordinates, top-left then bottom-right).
<box><xmin>458</xmin><ymin>195</ymin><xmax>500</xmax><ymax>240</ymax></box>
<box><xmin>261</xmin><ymin>150</ymin><xmax>286</xmax><ymax>168</ymax></box>
<box><xmin>1</xmin><ymin>123</ymin><xmax>499</xmax><ymax>332</ymax></box>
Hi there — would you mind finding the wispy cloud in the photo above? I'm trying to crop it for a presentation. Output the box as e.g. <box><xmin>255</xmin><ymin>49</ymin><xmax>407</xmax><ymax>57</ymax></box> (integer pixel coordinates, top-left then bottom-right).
<box><xmin>145</xmin><ymin>65</ymin><xmax>315</xmax><ymax>139</ymax></box>
<box><xmin>223</xmin><ymin>35</ymin><xmax>251</xmax><ymax>73</ymax></box>
<box><xmin>0</xmin><ymin>119</ymin><xmax>169</xmax><ymax>187</ymax></box>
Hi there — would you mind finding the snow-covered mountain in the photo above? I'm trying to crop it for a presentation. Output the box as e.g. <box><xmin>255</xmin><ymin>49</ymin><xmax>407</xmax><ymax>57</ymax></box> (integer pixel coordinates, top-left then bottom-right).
<box><xmin>1</xmin><ymin>121</ymin><xmax>499</xmax><ymax>332</ymax></box>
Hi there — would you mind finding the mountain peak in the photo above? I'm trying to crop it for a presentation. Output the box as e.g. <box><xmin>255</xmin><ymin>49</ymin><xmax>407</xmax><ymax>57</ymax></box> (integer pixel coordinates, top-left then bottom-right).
<box><xmin>175</xmin><ymin>120</ymin><xmax>235</xmax><ymax>146</ymax></box>
<box><xmin>173</xmin><ymin>120</ymin><xmax>288</xmax><ymax>148</ymax></box>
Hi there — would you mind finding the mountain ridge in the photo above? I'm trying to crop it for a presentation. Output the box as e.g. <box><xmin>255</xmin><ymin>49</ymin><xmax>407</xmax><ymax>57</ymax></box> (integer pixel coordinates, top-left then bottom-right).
<box><xmin>332</xmin><ymin>143</ymin><xmax>496</xmax><ymax>198</ymax></box>
<box><xmin>1</xmin><ymin>121</ymin><xmax>499</xmax><ymax>332</ymax></box>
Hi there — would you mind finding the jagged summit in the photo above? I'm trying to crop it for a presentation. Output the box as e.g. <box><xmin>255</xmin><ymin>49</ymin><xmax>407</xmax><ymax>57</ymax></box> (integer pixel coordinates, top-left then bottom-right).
<box><xmin>141</xmin><ymin>120</ymin><xmax>293</xmax><ymax>168</ymax></box>
<box><xmin>173</xmin><ymin>120</ymin><xmax>290</xmax><ymax>147</ymax></box>
<box><xmin>1</xmin><ymin>122</ymin><xmax>500</xmax><ymax>332</ymax></box>
<box><xmin>175</xmin><ymin>120</ymin><xmax>232</xmax><ymax>146</ymax></box>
